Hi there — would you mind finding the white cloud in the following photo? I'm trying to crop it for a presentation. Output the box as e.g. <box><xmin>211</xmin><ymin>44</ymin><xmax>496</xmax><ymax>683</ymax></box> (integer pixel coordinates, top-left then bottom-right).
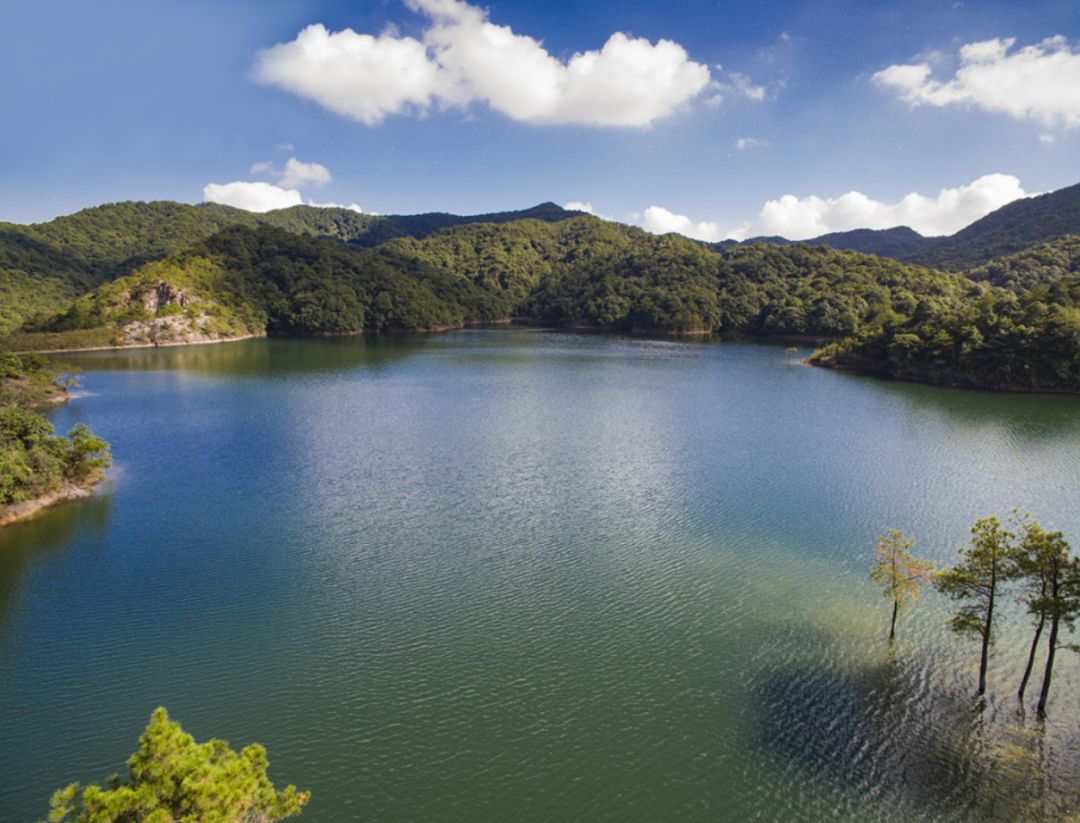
<box><xmin>203</xmin><ymin>182</ymin><xmax>303</xmax><ymax>212</ymax></box>
<box><xmin>707</xmin><ymin>67</ymin><xmax>766</xmax><ymax>107</ymax></box>
<box><xmin>252</xmin><ymin>24</ymin><xmax>444</xmax><ymax>125</ymax></box>
<box><xmin>874</xmin><ymin>35</ymin><xmax>1080</xmax><ymax>128</ymax></box>
<box><xmin>636</xmin><ymin>174</ymin><xmax>1031</xmax><ymax>244</ymax></box>
<box><xmin>735</xmin><ymin>137</ymin><xmax>766</xmax><ymax>150</ymax></box>
<box><xmin>307</xmin><ymin>200</ymin><xmax>364</xmax><ymax>213</ymax></box>
<box><xmin>253</xmin><ymin>0</ymin><xmax>713</xmax><ymax>127</ymax></box>
<box><xmin>250</xmin><ymin>161</ymin><xmax>274</xmax><ymax>174</ymax></box>
<box><xmin>641</xmin><ymin>206</ymin><xmax>726</xmax><ymax>242</ymax></box>
<box><xmin>564</xmin><ymin>201</ymin><xmax>594</xmax><ymax>214</ymax></box>
<box><xmin>279</xmin><ymin>157</ymin><xmax>332</xmax><ymax>188</ymax></box>
<box><xmin>750</xmin><ymin>174</ymin><xmax>1029</xmax><ymax>238</ymax></box>
<box><xmin>202</xmin><ymin>182</ymin><xmax>364</xmax><ymax>214</ymax></box>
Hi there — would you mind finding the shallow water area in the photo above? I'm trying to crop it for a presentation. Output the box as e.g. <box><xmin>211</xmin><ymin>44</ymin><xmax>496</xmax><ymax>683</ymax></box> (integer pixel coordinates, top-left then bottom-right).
<box><xmin>1</xmin><ymin>330</ymin><xmax>1077</xmax><ymax>821</ymax></box>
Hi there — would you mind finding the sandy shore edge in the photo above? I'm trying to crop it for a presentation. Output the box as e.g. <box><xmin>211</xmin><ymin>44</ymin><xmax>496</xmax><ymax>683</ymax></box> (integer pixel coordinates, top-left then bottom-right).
<box><xmin>0</xmin><ymin>474</ymin><xmax>104</xmax><ymax>528</ymax></box>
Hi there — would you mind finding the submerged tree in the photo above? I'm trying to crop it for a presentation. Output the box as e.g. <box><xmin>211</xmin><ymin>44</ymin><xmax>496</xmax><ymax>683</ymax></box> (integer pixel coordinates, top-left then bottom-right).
<box><xmin>1012</xmin><ymin>517</ymin><xmax>1067</xmax><ymax>703</ymax></box>
<box><xmin>1034</xmin><ymin>546</ymin><xmax>1080</xmax><ymax>715</ymax></box>
<box><xmin>935</xmin><ymin>516</ymin><xmax>1016</xmax><ymax>696</ymax></box>
<box><xmin>47</xmin><ymin>707</ymin><xmax>308</xmax><ymax>822</ymax></box>
<box><xmin>870</xmin><ymin>529</ymin><xmax>933</xmax><ymax>641</ymax></box>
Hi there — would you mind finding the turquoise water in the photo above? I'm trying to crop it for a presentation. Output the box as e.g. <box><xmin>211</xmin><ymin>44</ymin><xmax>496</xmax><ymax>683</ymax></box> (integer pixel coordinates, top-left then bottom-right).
<box><xmin>1</xmin><ymin>330</ymin><xmax>1077</xmax><ymax>821</ymax></box>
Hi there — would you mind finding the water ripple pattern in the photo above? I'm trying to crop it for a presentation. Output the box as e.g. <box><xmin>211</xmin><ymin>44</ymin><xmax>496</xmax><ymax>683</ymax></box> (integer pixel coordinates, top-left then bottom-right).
<box><xmin>0</xmin><ymin>330</ymin><xmax>1077</xmax><ymax>822</ymax></box>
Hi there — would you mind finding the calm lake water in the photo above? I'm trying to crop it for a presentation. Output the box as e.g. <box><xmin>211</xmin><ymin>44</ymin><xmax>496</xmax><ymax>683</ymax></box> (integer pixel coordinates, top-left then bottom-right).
<box><xmin>1</xmin><ymin>329</ymin><xmax>1078</xmax><ymax>822</ymax></box>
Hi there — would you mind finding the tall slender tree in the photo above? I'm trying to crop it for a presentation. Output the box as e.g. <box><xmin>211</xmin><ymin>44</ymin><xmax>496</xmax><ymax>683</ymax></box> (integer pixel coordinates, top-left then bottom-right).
<box><xmin>936</xmin><ymin>516</ymin><xmax>1016</xmax><ymax>696</ymax></box>
<box><xmin>1012</xmin><ymin>517</ymin><xmax>1065</xmax><ymax>702</ymax></box>
<box><xmin>870</xmin><ymin>529</ymin><xmax>933</xmax><ymax>641</ymax></box>
<box><xmin>1035</xmin><ymin>547</ymin><xmax>1080</xmax><ymax>715</ymax></box>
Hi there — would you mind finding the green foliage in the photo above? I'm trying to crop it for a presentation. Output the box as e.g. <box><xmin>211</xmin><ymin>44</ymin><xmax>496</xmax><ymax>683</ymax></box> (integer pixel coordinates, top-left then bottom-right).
<box><xmin>870</xmin><ymin>529</ymin><xmax>933</xmax><ymax>639</ymax></box>
<box><xmin>965</xmin><ymin>234</ymin><xmax>1080</xmax><ymax>292</ymax></box>
<box><xmin>6</xmin><ymin>198</ymin><xmax>1080</xmax><ymax>393</ymax></box>
<box><xmin>811</xmin><ymin>273</ymin><xmax>1080</xmax><ymax>392</ymax></box>
<box><xmin>46</xmin><ymin>707</ymin><xmax>308</xmax><ymax>823</ymax></box>
<box><xmin>0</xmin><ymin>350</ymin><xmax>109</xmax><ymax>507</ymax></box>
<box><xmin>0</xmin><ymin>200</ymin><xmax>584</xmax><ymax>334</ymax></box>
<box><xmin>935</xmin><ymin>516</ymin><xmax>1018</xmax><ymax>694</ymax></box>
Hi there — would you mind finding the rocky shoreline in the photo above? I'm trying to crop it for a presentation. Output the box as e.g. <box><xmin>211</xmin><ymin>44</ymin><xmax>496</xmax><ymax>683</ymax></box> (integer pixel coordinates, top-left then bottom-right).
<box><xmin>0</xmin><ymin>472</ymin><xmax>104</xmax><ymax>528</ymax></box>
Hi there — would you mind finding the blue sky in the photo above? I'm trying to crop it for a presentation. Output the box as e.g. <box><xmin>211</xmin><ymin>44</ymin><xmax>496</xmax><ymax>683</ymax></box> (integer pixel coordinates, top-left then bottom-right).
<box><xmin>2</xmin><ymin>0</ymin><xmax>1078</xmax><ymax>238</ymax></box>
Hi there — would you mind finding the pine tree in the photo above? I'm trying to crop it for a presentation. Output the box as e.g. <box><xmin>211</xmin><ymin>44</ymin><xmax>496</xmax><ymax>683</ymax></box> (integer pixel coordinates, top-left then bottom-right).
<box><xmin>47</xmin><ymin>707</ymin><xmax>309</xmax><ymax>822</ymax></box>
<box><xmin>870</xmin><ymin>529</ymin><xmax>933</xmax><ymax>641</ymax></box>
<box><xmin>935</xmin><ymin>516</ymin><xmax>1016</xmax><ymax>696</ymax></box>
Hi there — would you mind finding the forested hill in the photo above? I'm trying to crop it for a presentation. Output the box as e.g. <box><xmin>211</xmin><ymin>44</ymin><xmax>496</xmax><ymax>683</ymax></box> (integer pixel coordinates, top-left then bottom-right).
<box><xmin>10</xmin><ymin>216</ymin><xmax>975</xmax><ymax>349</ymax></box>
<box><xmin>4</xmin><ymin>197</ymin><xmax>1080</xmax><ymax>393</ymax></box>
<box><xmin>903</xmin><ymin>182</ymin><xmax>1080</xmax><ymax>270</ymax></box>
<box><xmin>0</xmin><ymin>201</ymin><xmax>584</xmax><ymax>333</ymax></box>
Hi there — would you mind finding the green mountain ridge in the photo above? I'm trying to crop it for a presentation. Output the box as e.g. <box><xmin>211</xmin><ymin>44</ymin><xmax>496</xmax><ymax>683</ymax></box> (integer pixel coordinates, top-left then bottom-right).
<box><xmin>3</xmin><ymin>193</ymin><xmax>1080</xmax><ymax>392</ymax></box>
<box><xmin>0</xmin><ymin>200</ymin><xmax>585</xmax><ymax>333</ymax></box>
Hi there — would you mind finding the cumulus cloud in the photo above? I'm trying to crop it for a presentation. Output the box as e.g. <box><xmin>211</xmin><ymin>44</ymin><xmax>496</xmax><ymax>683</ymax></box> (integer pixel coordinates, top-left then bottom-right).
<box><xmin>751</xmin><ymin>174</ymin><xmax>1029</xmax><ymax>239</ymax></box>
<box><xmin>253</xmin><ymin>0</ymin><xmax>713</xmax><ymax>127</ymax></box>
<box><xmin>203</xmin><ymin>182</ymin><xmax>303</xmax><ymax>213</ymax></box>
<box><xmin>564</xmin><ymin>201</ymin><xmax>594</xmax><ymax>214</ymax></box>
<box><xmin>641</xmin><ymin>206</ymin><xmax>726</xmax><ymax>242</ymax></box>
<box><xmin>252</xmin><ymin>25</ymin><xmax>444</xmax><ymax>125</ymax></box>
<box><xmin>307</xmin><ymin>200</ymin><xmax>363</xmax><ymax>213</ymax></box>
<box><xmin>637</xmin><ymin>174</ymin><xmax>1031</xmax><ymax>243</ymax></box>
<box><xmin>204</xmin><ymin>157</ymin><xmax>359</xmax><ymax>213</ymax></box>
<box><xmin>279</xmin><ymin>157</ymin><xmax>332</xmax><ymax>188</ymax></box>
<box><xmin>202</xmin><ymin>182</ymin><xmax>364</xmax><ymax>214</ymax></box>
<box><xmin>874</xmin><ymin>36</ymin><xmax>1080</xmax><ymax>128</ymax></box>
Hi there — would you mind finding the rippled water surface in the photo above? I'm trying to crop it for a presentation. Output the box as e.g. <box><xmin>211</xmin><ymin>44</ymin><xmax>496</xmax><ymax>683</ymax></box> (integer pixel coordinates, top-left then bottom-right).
<box><xmin>1</xmin><ymin>330</ymin><xmax>1078</xmax><ymax>821</ymax></box>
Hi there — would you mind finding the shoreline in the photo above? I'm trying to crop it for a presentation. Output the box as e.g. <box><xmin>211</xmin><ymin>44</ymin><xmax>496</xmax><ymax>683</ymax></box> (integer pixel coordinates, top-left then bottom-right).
<box><xmin>13</xmin><ymin>331</ymin><xmax>267</xmax><ymax>356</ymax></box>
<box><xmin>11</xmin><ymin>325</ymin><xmax>1078</xmax><ymax>396</ymax></box>
<box><xmin>0</xmin><ymin>473</ymin><xmax>104</xmax><ymax>528</ymax></box>
<box><xmin>807</xmin><ymin>356</ymin><xmax>1080</xmax><ymax>396</ymax></box>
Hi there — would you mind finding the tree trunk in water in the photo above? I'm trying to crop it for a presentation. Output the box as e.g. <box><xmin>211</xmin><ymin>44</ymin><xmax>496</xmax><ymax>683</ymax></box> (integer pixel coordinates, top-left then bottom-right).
<box><xmin>1032</xmin><ymin>570</ymin><xmax>1058</xmax><ymax>712</ymax></box>
<box><xmin>889</xmin><ymin>599</ymin><xmax>898</xmax><ymax>641</ymax></box>
<box><xmin>1018</xmin><ymin>611</ymin><xmax>1045</xmax><ymax>702</ymax></box>
<box><xmin>978</xmin><ymin>587</ymin><xmax>994</xmax><ymax>696</ymax></box>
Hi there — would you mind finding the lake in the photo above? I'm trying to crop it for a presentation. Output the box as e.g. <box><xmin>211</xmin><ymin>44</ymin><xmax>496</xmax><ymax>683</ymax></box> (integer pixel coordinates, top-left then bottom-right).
<box><xmin>1</xmin><ymin>329</ymin><xmax>1077</xmax><ymax>821</ymax></box>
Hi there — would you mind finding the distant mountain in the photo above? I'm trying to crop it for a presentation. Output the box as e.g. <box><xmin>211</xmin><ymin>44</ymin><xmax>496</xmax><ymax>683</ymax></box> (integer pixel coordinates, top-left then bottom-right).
<box><xmin>903</xmin><ymin>182</ymin><xmax>1080</xmax><ymax>270</ymax></box>
<box><xmin>719</xmin><ymin>181</ymin><xmax>1080</xmax><ymax>271</ymax></box>
<box><xmin>6</xmin><ymin>201</ymin><xmax>1080</xmax><ymax>393</ymax></box>
<box><xmin>805</xmin><ymin>226</ymin><xmax>936</xmax><ymax>259</ymax></box>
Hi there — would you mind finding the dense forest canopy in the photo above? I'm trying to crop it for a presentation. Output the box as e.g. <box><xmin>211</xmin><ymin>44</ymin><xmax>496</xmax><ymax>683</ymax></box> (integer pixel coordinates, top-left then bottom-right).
<box><xmin>0</xmin><ymin>350</ymin><xmax>110</xmax><ymax>508</ymax></box>
<box><xmin>3</xmin><ymin>191</ymin><xmax>1080</xmax><ymax>393</ymax></box>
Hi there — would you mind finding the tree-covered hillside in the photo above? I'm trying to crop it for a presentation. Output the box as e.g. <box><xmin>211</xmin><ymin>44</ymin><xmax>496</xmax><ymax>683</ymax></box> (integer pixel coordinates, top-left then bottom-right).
<box><xmin>0</xmin><ymin>201</ymin><xmax>585</xmax><ymax>333</ymax></box>
<box><xmin>905</xmin><ymin>183</ymin><xmax>1080</xmax><ymax>271</ymax></box>
<box><xmin>5</xmin><ymin>196</ymin><xmax>1080</xmax><ymax>393</ymax></box>
<box><xmin>12</xmin><ymin>217</ymin><xmax>973</xmax><ymax>348</ymax></box>
<box><xmin>0</xmin><ymin>351</ymin><xmax>110</xmax><ymax>509</ymax></box>
<box><xmin>963</xmin><ymin>235</ymin><xmax>1080</xmax><ymax>292</ymax></box>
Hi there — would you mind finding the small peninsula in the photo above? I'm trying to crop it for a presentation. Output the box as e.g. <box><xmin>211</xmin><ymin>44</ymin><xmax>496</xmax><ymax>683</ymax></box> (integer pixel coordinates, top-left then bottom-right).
<box><xmin>0</xmin><ymin>350</ymin><xmax>111</xmax><ymax>527</ymax></box>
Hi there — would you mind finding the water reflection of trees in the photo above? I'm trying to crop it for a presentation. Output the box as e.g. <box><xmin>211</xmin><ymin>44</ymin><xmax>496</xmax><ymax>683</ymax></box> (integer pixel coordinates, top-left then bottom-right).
<box><xmin>755</xmin><ymin>646</ymin><xmax>1079</xmax><ymax>821</ymax></box>
<box><xmin>0</xmin><ymin>490</ymin><xmax>113</xmax><ymax>635</ymax></box>
<box><xmin>824</xmin><ymin>367</ymin><xmax>1080</xmax><ymax>443</ymax></box>
<box><xmin>48</xmin><ymin>336</ymin><xmax>432</xmax><ymax>379</ymax></box>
